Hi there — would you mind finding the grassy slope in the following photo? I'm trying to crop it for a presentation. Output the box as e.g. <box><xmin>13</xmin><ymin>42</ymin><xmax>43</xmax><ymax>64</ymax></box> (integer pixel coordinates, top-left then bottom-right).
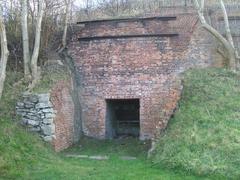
<box><xmin>32</xmin><ymin>66</ymin><xmax>70</xmax><ymax>93</ymax></box>
<box><xmin>0</xmin><ymin>72</ymin><xmax>202</xmax><ymax>180</ymax></box>
<box><xmin>153</xmin><ymin>68</ymin><xmax>240</xmax><ymax>179</ymax></box>
<box><xmin>0</xmin><ymin>72</ymin><xmax>54</xmax><ymax>178</ymax></box>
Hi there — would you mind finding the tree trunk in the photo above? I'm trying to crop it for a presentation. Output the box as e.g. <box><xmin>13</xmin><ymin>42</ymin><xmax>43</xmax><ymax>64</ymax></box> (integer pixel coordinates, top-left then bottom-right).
<box><xmin>0</xmin><ymin>3</ymin><xmax>9</xmax><ymax>99</ymax></box>
<box><xmin>21</xmin><ymin>0</ymin><xmax>31</xmax><ymax>77</ymax></box>
<box><xmin>62</xmin><ymin>0</ymin><xmax>71</xmax><ymax>49</ymax></box>
<box><xmin>201</xmin><ymin>24</ymin><xmax>236</xmax><ymax>69</ymax></box>
<box><xmin>220</xmin><ymin>0</ymin><xmax>234</xmax><ymax>48</ymax></box>
<box><xmin>30</xmin><ymin>0</ymin><xmax>44</xmax><ymax>84</ymax></box>
<box><xmin>193</xmin><ymin>0</ymin><xmax>236</xmax><ymax>71</ymax></box>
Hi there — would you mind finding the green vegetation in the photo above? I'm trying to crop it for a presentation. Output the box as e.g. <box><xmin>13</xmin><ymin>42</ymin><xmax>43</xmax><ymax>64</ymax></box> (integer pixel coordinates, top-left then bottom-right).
<box><xmin>0</xmin><ymin>72</ymin><xmax>53</xmax><ymax>178</ymax></box>
<box><xmin>32</xmin><ymin>66</ymin><xmax>70</xmax><ymax>93</ymax></box>
<box><xmin>153</xmin><ymin>68</ymin><xmax>240</xmax><ymax>179</ymax></box>
<box><xmin>2</xmin><ymin>68</ymin><xmax>240</xmax><ymax>179</ymax></box>
<box><xmin>31</xmin><ymin>138</ymin><xmax>202</xmax><ymax>180</ymax></box>
<box><xmin>0</xmin><ymin>72</ymin><xmax>202</xmax><ymax>180</ymax></box>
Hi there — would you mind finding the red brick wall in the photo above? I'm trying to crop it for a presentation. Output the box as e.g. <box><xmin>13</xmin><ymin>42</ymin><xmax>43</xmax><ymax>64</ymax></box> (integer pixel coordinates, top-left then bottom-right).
<box><xmin>68</xmin><ymin>9</ymin><xmax>222</xmax><ymax>140</ymax></box>
<box><xmin>50</xmin><ymin>80</ymin><xmax>75</xmax><ymax>152</ymax></box>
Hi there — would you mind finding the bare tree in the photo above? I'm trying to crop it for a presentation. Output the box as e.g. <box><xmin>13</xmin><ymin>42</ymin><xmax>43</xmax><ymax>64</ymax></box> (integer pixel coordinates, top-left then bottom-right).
<box><xmin>193</xmin><ymin>0</ymin><xmax>239</xmax><ymax>70</ymax></box>
<box><xmin>29</xmin><ymin>0</ymin><xmax>44</xmax><ymax>88</ymax></box>
<box><xmin>20</xmin><ymin>0</ymin><xmax>44</xmax><ymax>89</ymax></box>
<box><xmin>20</xmin><ymin>0</ymin><xmax>30</xmax><ymax>77</ymax></box>
<box><xmin>62</xmin><ymin>0</ymin><xmax>71</xmax><ymax>49</ymax></box>
<box><xmin>0</xmin><ymin>1</ymin><xmax>9</xmax><ymax>99</ymax></box>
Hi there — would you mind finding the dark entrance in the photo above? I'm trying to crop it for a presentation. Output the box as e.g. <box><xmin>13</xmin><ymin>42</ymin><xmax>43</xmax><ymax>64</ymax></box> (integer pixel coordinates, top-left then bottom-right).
<box><xmin>106</xmin><ymin>99</ymin><xmax>140</xmax><ymax>139</ymax></box>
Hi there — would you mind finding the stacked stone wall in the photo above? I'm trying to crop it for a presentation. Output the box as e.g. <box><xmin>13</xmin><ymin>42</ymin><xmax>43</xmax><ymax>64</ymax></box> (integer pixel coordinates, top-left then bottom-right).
<box><xmin>16</xmin><ymin>93</ymin><xmax>56</xmax><ymax>142</ymax></box>
<box><xmin>16</xmin><ymin>80</ymin><xmax>75</xmax><ymax>152</ymax></box>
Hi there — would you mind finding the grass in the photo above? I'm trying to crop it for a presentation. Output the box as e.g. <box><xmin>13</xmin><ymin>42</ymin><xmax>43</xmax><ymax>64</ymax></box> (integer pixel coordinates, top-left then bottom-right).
<box><xmin>2</xmin><ymin>68</ymin><xmax>239</xmax><ymax>179</ymax></box>
<box><xmin>29</xmin><ymin>137</ymin><xmax>203</xmax><ymax>180</ymax></box>
<box><xmin>153</xmin><ymin>68</ymin><xmax>240</xmax><ymax>179</ymax></box>
<box><xmin>0</xmin><ymin>71</ymin><xmax>204</xmax><ymax>180</ymax></box>
<box><xmin>0</xmin><ymin>72</ymin><xmax>53</xmax><ymax>178</ymax></box>
<box><xmin>32</xmin><ymin>66</ymin><xmax>70</xmax><ymax>93</ymax></box>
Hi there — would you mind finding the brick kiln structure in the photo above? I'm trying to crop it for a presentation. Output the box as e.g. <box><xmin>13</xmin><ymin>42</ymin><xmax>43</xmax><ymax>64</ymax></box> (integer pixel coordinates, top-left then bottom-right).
<box><xmin>68</xmin><ymin>7</ymin><xmax>221</xmax><ymax>140</ymax></box>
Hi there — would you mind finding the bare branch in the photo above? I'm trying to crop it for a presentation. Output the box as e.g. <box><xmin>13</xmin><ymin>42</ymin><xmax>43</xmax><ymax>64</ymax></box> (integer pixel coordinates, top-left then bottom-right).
<box><xmin>193</xmin><ymin>0</ymin><xmax>237</xmax><ymax>70</ymax></box>
<box><xmin>193</xmin><ymin>0</ymin><xmax>206</xmax><ymax>24</ymax></box>
<box><xmin>220</xmin><ymin>0</ymin><xmax>235</xmax><ymax>48</ymax></box>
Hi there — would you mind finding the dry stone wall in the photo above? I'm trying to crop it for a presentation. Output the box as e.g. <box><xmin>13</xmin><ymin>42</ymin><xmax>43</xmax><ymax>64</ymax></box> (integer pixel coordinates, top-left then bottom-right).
<box><xmin>16</xmin><ymin>93</ymin><xmax>56</xmax><ymax>142</ymax></box>
<box><xmin>16</xmin><ymin>80</ymin><xmax>76</xmax><ymax>152</ymax></box>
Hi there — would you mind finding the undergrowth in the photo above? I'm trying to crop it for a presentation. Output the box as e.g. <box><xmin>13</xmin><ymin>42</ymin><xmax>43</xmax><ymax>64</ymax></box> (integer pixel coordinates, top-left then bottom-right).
<box><xmin>33</xmin><ymin>65</ymin><xmax>70</xmax><ymax>93</ymax></box>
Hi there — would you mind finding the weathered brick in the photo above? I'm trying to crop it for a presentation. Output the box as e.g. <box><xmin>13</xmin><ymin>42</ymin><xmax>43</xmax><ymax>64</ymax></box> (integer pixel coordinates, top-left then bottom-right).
<box><xmin>67</xmin><ymin>8</ymin><xmax>223</xmax><ymax>141</ymax></box>
<box><xmin>50</xmin><ymin>80</ymin><xmax>75</xmax><ymax>152</ymax></box>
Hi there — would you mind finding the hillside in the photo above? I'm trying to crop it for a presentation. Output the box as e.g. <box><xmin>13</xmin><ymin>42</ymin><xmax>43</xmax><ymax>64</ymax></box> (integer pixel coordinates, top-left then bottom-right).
<box><xmin>153</xmin><ymin>68</ymin><xmax>240</xmax><ymax>178</ymax></box>
<box><xmin>1</xmin><ymin>68</ymin><xmax>240</xmax><ymax>179</ymax></box>
<box><xmin>0</xmin><ymin>72</ymin><xmax>201</xmax><ymax>180</ymax></box>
